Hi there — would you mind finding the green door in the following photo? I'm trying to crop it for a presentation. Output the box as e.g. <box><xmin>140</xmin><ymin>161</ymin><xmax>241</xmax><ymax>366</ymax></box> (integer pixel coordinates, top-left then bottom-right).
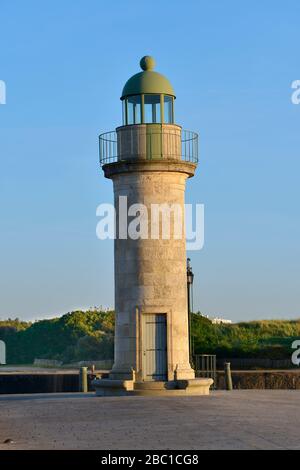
<box><xmin>142</xmin><ymin>314</ymin><xmax>167</xmax><ymax>381</ymax></box>
<box><xmin>146</xmin><ymin>124</ymin><xmax>162</xmax><ymax>160</ymax></box>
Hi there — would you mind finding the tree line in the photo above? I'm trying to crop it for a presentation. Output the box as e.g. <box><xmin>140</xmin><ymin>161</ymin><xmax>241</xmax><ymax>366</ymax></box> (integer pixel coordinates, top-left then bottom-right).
<box><xmin>0</xmin><ymin>310</ymin><xmax>299</xmax><ymax>364</ymax></box>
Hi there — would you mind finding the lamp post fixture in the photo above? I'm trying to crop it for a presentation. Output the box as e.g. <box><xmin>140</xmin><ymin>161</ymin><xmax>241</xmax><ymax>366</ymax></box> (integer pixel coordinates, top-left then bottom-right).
<box><xmin>187</xmin><ymin>258</ymin><xmax>194</xmax><ymax>363</ymax></box>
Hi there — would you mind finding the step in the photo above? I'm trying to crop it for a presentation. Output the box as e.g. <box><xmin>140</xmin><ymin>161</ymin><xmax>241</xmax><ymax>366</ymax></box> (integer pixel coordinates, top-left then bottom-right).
<box><xmin>134</xmin><ymin>381</ymin><xmax>176</xmax><ymax>391</ymax></box>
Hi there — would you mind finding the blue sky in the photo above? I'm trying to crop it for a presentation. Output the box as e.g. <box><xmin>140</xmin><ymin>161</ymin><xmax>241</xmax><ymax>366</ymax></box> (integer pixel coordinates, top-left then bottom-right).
<box><xmin>0</xmin><ymin>0</ymin><xmax>299</xmax><ymax>322</ymax></box>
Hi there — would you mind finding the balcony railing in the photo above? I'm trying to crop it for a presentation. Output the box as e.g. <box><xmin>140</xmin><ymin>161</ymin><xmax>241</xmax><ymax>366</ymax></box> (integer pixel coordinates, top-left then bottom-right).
<box><xmin>99</xmin><ymin>129</ymin><xmax>198</xmax><ymax>165</ymax></box>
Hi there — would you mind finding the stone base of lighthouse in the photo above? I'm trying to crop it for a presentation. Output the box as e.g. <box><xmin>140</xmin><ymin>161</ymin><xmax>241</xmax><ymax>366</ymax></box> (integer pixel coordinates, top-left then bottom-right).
<box><xmin>93</xmin><ymin>377</ymin><xmax>213</xmax><ymax>397</ymax></box>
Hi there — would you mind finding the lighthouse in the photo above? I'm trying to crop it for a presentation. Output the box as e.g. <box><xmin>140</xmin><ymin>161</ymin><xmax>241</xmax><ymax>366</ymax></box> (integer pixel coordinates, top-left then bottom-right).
<box><xmin>94</xmin><ymin>57</ymin><xmax>212</xmax><ymax>395</ymax></box>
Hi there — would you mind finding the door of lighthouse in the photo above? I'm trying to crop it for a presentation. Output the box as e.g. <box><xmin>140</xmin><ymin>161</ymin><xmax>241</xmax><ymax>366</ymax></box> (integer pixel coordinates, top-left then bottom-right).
<box><xmin>146</xmin><ymin>124</ymin><xmax>162</xmax><ymax>160</ymax></box>
<box><xmin>142</xmin><ymin>314</ymin><xmax>167</xmax><ymax>381</ymax></box>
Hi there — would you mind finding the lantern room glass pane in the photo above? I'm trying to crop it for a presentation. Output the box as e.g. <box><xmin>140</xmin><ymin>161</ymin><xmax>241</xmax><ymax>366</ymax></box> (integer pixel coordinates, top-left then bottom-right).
<box><xmin>164</xmin><ymin>96</ymin><xmax>173</xmax><ymax>123</ymax></box>
<box><xmin>127</xmin><ymin>95</ymin><xmax>142</xmax><ymax>124</ymax></box>
<box><xmin>144</xmin><ymin>94</ymin><xmax>161</xmax><ymax>123</ymax></box>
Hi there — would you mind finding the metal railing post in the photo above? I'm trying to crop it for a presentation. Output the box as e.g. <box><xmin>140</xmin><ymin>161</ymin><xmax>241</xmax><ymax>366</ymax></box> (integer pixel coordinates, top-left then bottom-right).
<box><xmin>193</xmin><ymin>354</ymin><xmax>217</xmax><ymax>389</ymax></box>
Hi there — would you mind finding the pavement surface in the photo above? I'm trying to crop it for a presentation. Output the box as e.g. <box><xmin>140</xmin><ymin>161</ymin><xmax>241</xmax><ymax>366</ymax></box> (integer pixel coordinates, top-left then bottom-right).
<box><xmin>0</xmin><ymin>390</ymin><xmax>299</xmax><ymax>450</ymax></box>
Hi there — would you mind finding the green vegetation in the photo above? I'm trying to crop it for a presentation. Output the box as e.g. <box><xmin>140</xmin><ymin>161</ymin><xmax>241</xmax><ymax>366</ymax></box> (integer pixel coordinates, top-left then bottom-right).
<box><xmin>0</xmin><ymin>310</ymin><xmax>299</xmax><ymax>364</ymax></box>
<box><xmin>192</xmin><ymin>313</ymin><xmax>300</xmax><ymax>359</ymax></box>
<box><xmin>0</xmin><ymin>310</ymin><xmax>114</xmax><ymax>364</ymax></box>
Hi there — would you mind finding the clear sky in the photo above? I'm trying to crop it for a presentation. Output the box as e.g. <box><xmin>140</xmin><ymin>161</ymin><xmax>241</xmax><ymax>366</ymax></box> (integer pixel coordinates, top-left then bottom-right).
<box><xmin>0</xmin><ymin>0</ymin><xmax>299</xmax><ymax>322</ymax></box>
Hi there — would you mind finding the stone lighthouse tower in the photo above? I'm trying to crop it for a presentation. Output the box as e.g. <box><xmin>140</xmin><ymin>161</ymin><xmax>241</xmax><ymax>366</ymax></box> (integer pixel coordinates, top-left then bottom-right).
<box><xmin>94</xmin><ymin>57</ymin><xmax>212</xmax><ymax>395</ymax></box>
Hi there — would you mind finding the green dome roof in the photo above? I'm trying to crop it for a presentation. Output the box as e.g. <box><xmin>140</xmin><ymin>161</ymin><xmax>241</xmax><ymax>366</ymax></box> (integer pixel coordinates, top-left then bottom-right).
<box><xmin>121</xmin><ymin>56</ymin><xmax>175</xmax><ymax>100</ymax></box>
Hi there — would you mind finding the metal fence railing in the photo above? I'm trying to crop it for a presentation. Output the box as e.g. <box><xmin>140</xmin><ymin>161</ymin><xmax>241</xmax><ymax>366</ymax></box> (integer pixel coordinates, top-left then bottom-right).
<box><xmin>193</xmin><ymin>354</ymin><xmax>217</xmax><ymax>389</ymax></box>
<box><xmin>99</xmin><ymin>129</ymin><xmax>198</xmax><ymax>165</ymax></box>
<box><xmin>181</xmin><ymin>129</ymin><xmax>198</xmax><ymax>163</ymax></box>
<box><xmin>98</xmin><ymin>131</ymin><xmax>118</xmax><ymax>165</ymax></box>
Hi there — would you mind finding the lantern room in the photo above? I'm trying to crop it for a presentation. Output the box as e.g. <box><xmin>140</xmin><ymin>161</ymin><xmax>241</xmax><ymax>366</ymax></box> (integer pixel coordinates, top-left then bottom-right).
<box><xmin>121</xmin><ymin>56</ymin><xmax>175</xmax><ymax>125</ymax></box>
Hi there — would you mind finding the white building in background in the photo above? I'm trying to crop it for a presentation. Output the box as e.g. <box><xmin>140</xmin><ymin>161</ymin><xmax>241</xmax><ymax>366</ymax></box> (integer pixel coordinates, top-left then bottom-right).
<box><xmin>197</xmin><ymin>312</ymin><xmax>232</xmax><ymax>325</ymax></box>
<box><xmin>88</xmin><ymin>306</ymin><xmax>113</xmax><ymax>313</ymax></box>
<box><xmin>211</xmin><ymin>317</ymin><xmax>232</xmax><ymax>325</ymax></box>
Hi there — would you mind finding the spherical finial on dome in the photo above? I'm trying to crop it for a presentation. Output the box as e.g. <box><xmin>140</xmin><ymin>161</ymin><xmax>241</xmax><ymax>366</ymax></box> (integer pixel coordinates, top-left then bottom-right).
<box><xmin>121</xmin><ymin>56</ymin><xmax>175</xmax><ymax>99</ymax></box>
<box><xmin>140</xmin><ymin>56</ymin><xmax>155</xmax><ymax>71</ymax></box>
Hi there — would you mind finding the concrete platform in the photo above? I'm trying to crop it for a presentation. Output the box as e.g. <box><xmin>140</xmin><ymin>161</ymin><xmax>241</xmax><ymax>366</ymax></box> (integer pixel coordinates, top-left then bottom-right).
<box><xmin>93</xmin><ymin>378</ymin><xmax>213</xmax><ymax>396</ymax></box>
<box><xmin>0</xmin><ymin>390</ymin><xmax>299</xmax><ymax>449</ymax></box>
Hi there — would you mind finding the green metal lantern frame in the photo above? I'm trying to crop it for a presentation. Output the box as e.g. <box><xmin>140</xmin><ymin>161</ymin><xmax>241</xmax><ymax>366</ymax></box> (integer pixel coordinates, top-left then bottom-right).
<box><xmin>122</xmin><ymin>93</ymin><xmax>175</xmax><ymax>126</ymax></box>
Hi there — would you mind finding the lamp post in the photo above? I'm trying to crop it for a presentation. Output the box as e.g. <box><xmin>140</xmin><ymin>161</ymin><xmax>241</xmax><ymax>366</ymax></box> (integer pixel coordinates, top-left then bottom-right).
<box><xmin>187</xmin><ymin>258</ymin><xmax>194</xmax><ymax>364</ymax></box>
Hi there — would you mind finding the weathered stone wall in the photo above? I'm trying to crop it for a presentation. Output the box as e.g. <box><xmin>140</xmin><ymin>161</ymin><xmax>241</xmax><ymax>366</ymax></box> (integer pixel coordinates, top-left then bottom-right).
<box><xmin>116</xmin><ymin>124</ymin><xmax>182</xmax><ymax>161</ymax></box>
<box><xmin>216</xmin><ymin>358</ymin><xmax>293</xmax><ymax>370</ymax></box>
<box><xmin>109</xmin><ymin>168</ymin><xmax>195</xmax><ymax>381</ymax></box>
<box><xmin>33</xmin><ymin>359</ymin><xmax>63</xmax><ymax>367</ymax></box>
<box><xmin>217</xmin><ymin>371</ymin><xmax>300</xmax><ymax>389</ymax></box>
